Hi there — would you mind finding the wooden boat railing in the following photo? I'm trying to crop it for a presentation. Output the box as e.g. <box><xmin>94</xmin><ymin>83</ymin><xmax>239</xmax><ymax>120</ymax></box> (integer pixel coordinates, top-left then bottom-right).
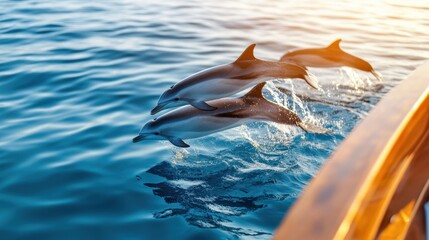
<box><xmin>274</xmin><ymin>61</ymin><xmax>429</xmax><ymax>240</ymax></box>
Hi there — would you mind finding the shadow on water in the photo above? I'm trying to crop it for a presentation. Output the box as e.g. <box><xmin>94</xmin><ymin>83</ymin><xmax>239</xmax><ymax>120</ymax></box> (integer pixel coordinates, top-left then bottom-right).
<box><xmin>142</xmin><ymin>140</ymin><xmax>303</xmax><ymax>237</ymax></box>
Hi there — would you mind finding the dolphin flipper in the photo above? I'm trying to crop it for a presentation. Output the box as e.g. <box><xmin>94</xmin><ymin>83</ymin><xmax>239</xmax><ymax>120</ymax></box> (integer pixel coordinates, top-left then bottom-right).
<box><xmin>166</xmin><ymin>136</ymin><xmax>190</xmax><ymax>148</ymax></box>
<box><xmin>132</xmin><ymin>135</ymin><xmax>144</xmax><ymax>143</ymax></box>
<box><xmin>189</xmin><ymin>100</ymin><xmax>217</xmax><ymax>111</ymax></box>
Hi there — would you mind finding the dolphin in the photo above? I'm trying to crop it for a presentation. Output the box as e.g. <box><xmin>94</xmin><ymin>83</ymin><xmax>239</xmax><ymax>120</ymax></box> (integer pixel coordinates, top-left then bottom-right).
<box><xmin>134</xmin><ymin>83</ymin><xmax>328</xmax><ymax>148</ymax></box>
<box><xmin>280</xmin><ymin>39</ymin><xmax>382</xmax><ymax>81</ymax></box>
<box><xmin>150</xmin><ymin>44</ymin><xmax>320</xmax><ymax>115</ymax></box>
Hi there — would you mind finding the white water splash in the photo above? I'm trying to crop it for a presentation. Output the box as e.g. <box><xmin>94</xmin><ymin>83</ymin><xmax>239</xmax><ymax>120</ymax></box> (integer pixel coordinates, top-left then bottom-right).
<box><xmin>337</xmin><ymin>67</ymin><xmax>377</xmax><ymax>92</ymax></box>
<box><xmin>171</xmin><ymin>148</ymin><xmax>190</xmax><ymax>164</ymax></box>
<box><xmin>236</xmin><ymin>77</ymin><xmax>328</xmax><ymax>150</ymax></box>
<box><xmin>265</xmin><ymin>80</ymin><xmax>325</xmax><ymax>130</ymax></box>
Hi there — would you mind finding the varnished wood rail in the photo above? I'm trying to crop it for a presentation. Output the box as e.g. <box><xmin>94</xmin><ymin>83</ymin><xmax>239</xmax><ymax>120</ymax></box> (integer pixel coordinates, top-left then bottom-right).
<box><xmin>274</xmin><ymin>61</ymin><xmax>429</xmax><ymax>240</ymax></box>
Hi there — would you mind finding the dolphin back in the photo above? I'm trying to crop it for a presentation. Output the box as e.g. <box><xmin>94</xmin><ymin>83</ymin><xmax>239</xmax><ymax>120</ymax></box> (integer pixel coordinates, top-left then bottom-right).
<box><xmin>279</xmin><ymin>39</ymin><xmax>382</xmax><ymax>81</ymax></box>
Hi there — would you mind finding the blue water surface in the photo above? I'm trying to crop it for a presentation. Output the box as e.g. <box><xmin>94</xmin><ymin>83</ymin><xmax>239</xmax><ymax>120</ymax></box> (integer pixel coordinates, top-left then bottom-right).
<box><xmin>1</xmin><ymin>0</ymin><xmax>428</xmax><ymax>239</ymax></box>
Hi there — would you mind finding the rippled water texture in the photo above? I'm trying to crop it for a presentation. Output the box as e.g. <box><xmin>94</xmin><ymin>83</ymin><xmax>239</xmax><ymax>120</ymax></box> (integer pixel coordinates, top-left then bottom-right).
<box><xmin>1</xmin><ymin>0</ymin><xmax>428</xmax><ymax>239</ymax></box>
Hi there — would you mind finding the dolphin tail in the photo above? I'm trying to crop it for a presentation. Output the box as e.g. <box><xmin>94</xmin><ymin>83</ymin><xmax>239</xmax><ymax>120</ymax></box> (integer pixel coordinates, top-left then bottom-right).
<box><xmin>297</xmin><ymin>122</ymin><xmax>331</xmax><ymax>134</ymax></box>
<box><xmin>371</xmin><ymin>70</ymin><xmax>383</xmax><ymax>81</ymax></box>
<box><xmin>304</xmin><ymin>74</ymin><xmax>321</xmax><ymax>90</ymax></box>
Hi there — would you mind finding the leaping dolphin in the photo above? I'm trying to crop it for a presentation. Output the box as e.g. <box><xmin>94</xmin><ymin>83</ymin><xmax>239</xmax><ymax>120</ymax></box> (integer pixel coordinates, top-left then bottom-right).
<box><xmin>135</xmin><ymin>83</ymin><xmax>328</xmax><ymax>148</ymax></box>
<box><xmin>280</xmin><ymin>39</ymin><xmax>382</xmax><ymax>81</ymax></box>
<box><xmin>150</xmin><ymin>44</ymin><xmax>320</xmax><ymax>115</ymax></box>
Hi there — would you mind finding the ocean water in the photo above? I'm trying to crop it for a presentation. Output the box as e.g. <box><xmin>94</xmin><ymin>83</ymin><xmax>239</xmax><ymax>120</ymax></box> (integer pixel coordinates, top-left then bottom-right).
<box><xmin>1</xmin><ymin>0</ymin><xmax>428</xmax><ymax>239</ymax></box>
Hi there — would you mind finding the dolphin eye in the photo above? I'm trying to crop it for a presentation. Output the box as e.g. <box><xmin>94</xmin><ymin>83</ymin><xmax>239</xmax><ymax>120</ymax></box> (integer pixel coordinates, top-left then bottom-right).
<box><xmin>174</xmin><ymin>98</ymin><xmax>179</xmax><ymax>101</ymax></box>
<box><xmin>154</xmin><ymin>132</ymin><xmax>160</xmax><ymax>135</ymax></box>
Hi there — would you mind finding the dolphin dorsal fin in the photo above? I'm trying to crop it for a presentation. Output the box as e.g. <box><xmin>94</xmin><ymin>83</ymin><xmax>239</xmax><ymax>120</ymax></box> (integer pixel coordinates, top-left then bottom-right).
<box><xmin>327</xmin><ymin>39</ymin><xmax>342</xmax><ymax>51</ymax></box>
<box><xmin>244</xmin><ymin>83</ymin><xmax>265</xmax><ymax>99</ymax></box>
<box><xmin>235</xmin><ymin>44</ymin><xmax>257</xmax><ymax>62</ymax></box>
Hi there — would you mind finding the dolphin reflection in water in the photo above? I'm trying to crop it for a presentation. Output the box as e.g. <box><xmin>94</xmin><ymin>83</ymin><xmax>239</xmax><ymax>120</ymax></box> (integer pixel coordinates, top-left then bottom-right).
<box><xmin>134</xmin><ymin>83</ymin><xmax>329</xmax><ymax>148</ymax></box>
<box><xmin>151</xmin><ymin>44</ymin><xmax>320</xmax><ymax>115</ymax></box>
<box><xmin>280</xmin><ymin>39</ymin><xmax>382</xmax><ymax>81</ymax></box>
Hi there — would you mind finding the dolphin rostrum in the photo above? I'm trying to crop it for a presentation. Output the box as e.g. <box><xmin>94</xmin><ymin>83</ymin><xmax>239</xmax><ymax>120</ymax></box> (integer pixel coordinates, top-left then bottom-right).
<box><xmin>135</xmin><ymin>83</ymin><xmax>328</xmax><ymax>148</ymax></box>
<box><xmin>280</xmin><ymin>39</ymin><xmax>382</xmax><ymax>81</ymax></box>
<box><xmin>150</xmin><ymin>44</ymin><xmax>320</xmax><ymax>115</ymax></box>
